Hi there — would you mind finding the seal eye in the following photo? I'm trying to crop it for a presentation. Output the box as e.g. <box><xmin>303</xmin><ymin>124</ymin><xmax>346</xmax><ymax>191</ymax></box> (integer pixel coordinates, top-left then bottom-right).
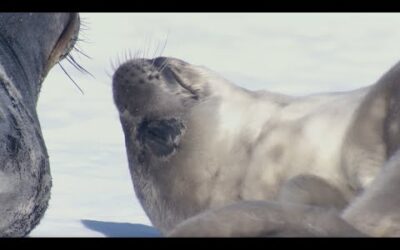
<box><xmin>137</xmin><ymin>118</ymin><xmax>185</xmax><ymax>157</ymax></box>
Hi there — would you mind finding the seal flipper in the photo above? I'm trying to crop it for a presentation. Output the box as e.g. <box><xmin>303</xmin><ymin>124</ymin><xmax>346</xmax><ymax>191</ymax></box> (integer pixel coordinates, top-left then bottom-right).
<box><xmin>167</xmin><ymin>200</ymin><xmax>365</xmax><ymax>237</ymax></box>
<box><xmin>137</xmin><ymin>118</ymin><xmax>185</xmax><ymax>158</ymax></box>
<box><xmin>278</xmin><ymin>174</ymin><xmax>348</xmax><ymax>211</ymax></box>
<box><xmin>342</xmin><ymin>149</ymin><xmax>400</xmax><ymax>237</ymax></box>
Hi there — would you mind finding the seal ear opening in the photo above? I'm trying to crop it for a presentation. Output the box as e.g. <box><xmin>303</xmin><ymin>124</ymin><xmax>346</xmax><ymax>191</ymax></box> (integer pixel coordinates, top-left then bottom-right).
<box><xmin>137</xmin><ymin>118</ymin><xmax>185</xmax><ymax>158</ymax></box>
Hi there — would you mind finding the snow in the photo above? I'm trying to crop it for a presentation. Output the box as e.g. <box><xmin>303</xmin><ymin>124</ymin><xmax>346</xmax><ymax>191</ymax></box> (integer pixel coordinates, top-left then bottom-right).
<box><xmin>26</xmin><ymin>13</ymin><xmax>400</xmax><ymax>237</ymax></box>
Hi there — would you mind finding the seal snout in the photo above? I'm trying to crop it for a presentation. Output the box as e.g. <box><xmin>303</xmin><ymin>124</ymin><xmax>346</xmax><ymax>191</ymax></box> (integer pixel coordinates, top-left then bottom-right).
<box><xmin>113</xmin><ymin>59</ymin><xmax>162</xmax><ymax>87</ymax></box>
<box><xmin>112</xmin><ymin>57</ymin><xmax>204</xmax><ymax>117</ymax></box>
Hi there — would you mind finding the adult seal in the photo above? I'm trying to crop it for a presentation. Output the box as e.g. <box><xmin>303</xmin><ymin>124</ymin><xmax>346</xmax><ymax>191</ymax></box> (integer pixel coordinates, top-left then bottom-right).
<box><xmin>0</xmin><ymin>13</ymin><xmax>80</xmax><ymax>237</ymax></box>
<box><xmin>113</xmin><ymin>56</ymin><xmax>400</xmax><ymax>237</ymax></box>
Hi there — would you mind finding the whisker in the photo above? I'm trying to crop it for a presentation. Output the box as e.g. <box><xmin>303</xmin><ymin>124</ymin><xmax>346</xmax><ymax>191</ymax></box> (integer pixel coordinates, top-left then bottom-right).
<box><xmin>105</xmin><ymin>68</ymin><xmax>113</xmax><ymax>79</ymax></box>
<box><xmin>67</xmin><ymin>55</ymin><xmax>90</xmax><ymax>74</ymax></box>
<box><xmin>67</xmin><ymin>55</ymin><xmax>95</xmax><ymax>78</ymax></box>
<box><xmin>129</xmin><ymin>49</ymin><xmax>133</xmax><ymax>61</ymax></box>
<box><xmin>159</xmin><ymin>58</ymin><xmax>170</xmax><ymax>73</ymax></box>
<box><xmin>76</xmin><ymin>38</ymin><xmax>93</xmax><ymax>44</ymax></box>
<box><xmin>73</xmin><ymin>47</ymin><xmax>92</xmax><ymax>60</ymax></box>
<box><xmin>159</xmin><ymin>31</ymin><xmax>169</xmax><ymax>58</ymax></box>
<box><xmin>125</xmin><ymin>49</ymin><xmax>130</xmax><ymax>62</ymax></box>
<box><xmin>152</xmin><ymin>33</ymin><xmax>169</xmax><ymax>72</ymax></box>
<box><xmin>115</xmin><ymin>52</ymin><xmax>121</xmax><ymax>69</ymax></box>
<box><xmin>78</xmin><ymin>34</ymin><xmax>91</xmax><ymax>43</ymax></box>
<box><xmin>80</xmin><ymin>16</ymin><xmax>91</xmax><ymax>24</ymax></box>
<box><xmin>139</xmin><ymin>49</ymin><xmax>144</xmax><ymax>67</ymax></box>
<box><xmin>58</xmin><ymin>62</ymin><xmax>85</xmax><ymax>95</ymax></box>
<box><xmin>110</xmin><ymin>58</ymin><xmax>117</xmax><ymax>71</ymax></box>
<box><xmin>134</xmin><ymin>50</ymin><xmax>140</xmax><ymax>61</ymax></box>
<box><xmin>150</xmin><ymin>40</ymin><xmax>162</xmax><ymax>70</ymax></box>
<box><xmin>145</xmin><ymin>34</ymin><xmax>151</xmax><ymax>60</ymax></box>
<box><xmin>79</xmin><ymin>26</ymin><xmax>90</xmax><ymax>32</ymax></box>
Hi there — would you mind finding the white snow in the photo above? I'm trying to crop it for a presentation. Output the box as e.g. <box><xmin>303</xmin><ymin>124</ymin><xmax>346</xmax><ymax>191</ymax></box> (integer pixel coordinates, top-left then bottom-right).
<box><xmin>26</xmin><ymin>13</ymin><xmax>400</xmax><ymax>237</ymax></box>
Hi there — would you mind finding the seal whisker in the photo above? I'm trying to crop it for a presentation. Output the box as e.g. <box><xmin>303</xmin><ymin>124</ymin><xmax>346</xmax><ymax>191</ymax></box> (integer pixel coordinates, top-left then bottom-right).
<box><xmin>58</xmin><ymin>62</ymin><xmax>85</xmax><ymax>95</ymax></box>
<box><xmin>110</xmin><ymin>58</ymin><xmax>119</xmax><ymax>72</ymax></box>
<box><xmin>140</xmin><ymin>49</ymin><xmax>145</xmax><ymax>67</ymax></box>
<box><xmin>110</xmin><ymin>60</ymin><xmax>115</xmax><ymax>72</ymax></box>
<box><xmin>152</xmin><ymin>40</ymin><xmax>162</xmax><ymax>59</ymax></box>
<box><xmin>76</xmin><ymin>38</ymin><xmax>93</xmax><ymax>44</ymax></box>
<box><xmin>144</xmin><ymin>34</ymin><xmax>151</xmax><ymax>60</ymax></box>
<box><xmin>125</xmin><ymin>49</ymin><xmax>131</xmax><ymax>62</ymax></box>
<box><xmin>125</xmin><ymin>49</ymin><xmax>130</xmax><ymax>62</ymax></box>
<box><xmin>134</xmin><ymin>50</ymin><xmax>140</xmax><ymax>61</ymax></box>
<box><xmin>150</xmin><ymin>41</ymin><xmax>162</xmax><ymax>71</ymax></box>
<box><xmin>116</xmin><ymin>52</ymin><xmax>122</xmax><ymax>69</ymax></box>
<box><xmin>159</xmin><ymin>31</ymin><xmax>169</xmax><ymax>58</ymax></box>
<box><xmin>73</xmin><ymin>47</ymin><xmax>92</xmax><ymax>60</ymax></box>
<box><xmin>156</xmin><ymin>33</ymin><xmax>170</xmax><ymax>73</ymax></box>
<box><xmin>128</xmin><ymin>49</ymin><xmax>133</xmax><ymax>61</ymax></box>
<box><xmin>105</xmin><ymin>68</ymin><xmax>113</xmax><ymax>80</ymax></box>
<box><xmin>158</xmin><ymin>58</ymin><xmax>170</xmax><ymax>73</ymax></box>
<box><xmin>80</xmin><ymin>16</ymin><xmax>91</xmax><ymax>25</ymax></box>
<box><xmin>66</xmin><ymin>55</ymin><xmax>95</xmax><ymax>78</ymax></box>
<box><xmin>122</xmin><ymin>49</ymin><xmax>127</xmax><ymax>62</ymax></box>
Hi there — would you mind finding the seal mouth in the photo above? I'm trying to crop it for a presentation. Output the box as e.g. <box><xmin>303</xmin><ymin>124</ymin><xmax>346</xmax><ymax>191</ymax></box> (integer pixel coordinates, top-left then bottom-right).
<box><xmin>43</xmin><ymin>13</ymin><xmax>80</xmax><ymax>78</ymax></box>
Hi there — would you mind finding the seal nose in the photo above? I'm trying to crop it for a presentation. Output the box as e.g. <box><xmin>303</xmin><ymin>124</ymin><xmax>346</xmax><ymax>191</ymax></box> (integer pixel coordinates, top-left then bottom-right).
<box><xmin>112</xmin><ymin>59</ymin><xmax>161</xmax><ymax>114</ymax></box>
<box><xmin>112</xmin><ymin>59</ymin><xmax>162</xmax><ymax>88</ymax></box>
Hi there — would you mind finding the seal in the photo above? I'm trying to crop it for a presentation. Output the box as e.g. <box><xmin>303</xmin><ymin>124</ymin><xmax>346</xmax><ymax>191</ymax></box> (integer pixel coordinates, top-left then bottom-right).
<box><xmin>112</xmin><ymin>56</ymin><xmax>400</xmax><ymax>236</ymax></box>
<box><xmin>0</xmin><ymin>13</ymin><xmax>80</xmax><ymax>237</ymax></box>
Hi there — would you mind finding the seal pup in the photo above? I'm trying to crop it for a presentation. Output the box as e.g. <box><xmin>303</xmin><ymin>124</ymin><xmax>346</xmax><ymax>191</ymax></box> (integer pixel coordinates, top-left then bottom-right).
<box><xmin>113</xmin><ymin>56</ymin><xmax>400</xmax><ymax>236</ymax></box>
<box><xmin>0</xmin><ymin>13</ymin><xmax>80</xmax><ymax>237</ymax></box>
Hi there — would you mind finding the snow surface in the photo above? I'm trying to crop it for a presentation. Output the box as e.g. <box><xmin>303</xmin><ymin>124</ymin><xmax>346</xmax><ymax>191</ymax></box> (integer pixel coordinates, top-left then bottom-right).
<box><xmin>27</xmin><ymin>13</ymin><xmax>400</xmax><ymax>237</ymax></box>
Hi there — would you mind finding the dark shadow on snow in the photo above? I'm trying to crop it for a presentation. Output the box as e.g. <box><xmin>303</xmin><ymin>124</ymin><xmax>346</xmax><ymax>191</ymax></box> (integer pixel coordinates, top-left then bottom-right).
<box><xmin>81</xmin><ymin>219</ymin><xmax>162</xmax><ymax>237</ymax></box>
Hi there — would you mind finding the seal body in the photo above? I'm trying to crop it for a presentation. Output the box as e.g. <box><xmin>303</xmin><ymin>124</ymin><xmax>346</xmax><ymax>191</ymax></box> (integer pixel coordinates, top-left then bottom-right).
<box><xmin>0</xmin><ymin>13</ymin><xmax>80</xmax><ymax>237</ymax></box>
<box><xmin>113</xmin><ymin>56</ymin><xmax>400</xmax><ymax>236</ymax></box>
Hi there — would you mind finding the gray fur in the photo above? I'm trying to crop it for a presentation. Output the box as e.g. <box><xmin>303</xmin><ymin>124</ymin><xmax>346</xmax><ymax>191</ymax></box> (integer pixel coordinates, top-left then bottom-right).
<box><xmin>0</xmin><ymin>13</ymin><xmax>80</xmax><ymax>237</ymax></box>
<box><xmin>113</xmin><ymin>56</ymin><xmax>400</xmax><ymax>237</ymax></box>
